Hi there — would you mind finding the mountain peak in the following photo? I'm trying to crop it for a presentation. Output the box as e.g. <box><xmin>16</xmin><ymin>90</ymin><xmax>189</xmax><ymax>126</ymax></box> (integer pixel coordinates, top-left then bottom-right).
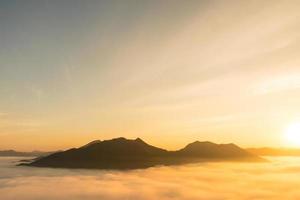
<box><xmin>24</xmin><ymin>137</ymin><xmax>265</xmax><ymax>169</ymax></box>
<box><xmin>178</xmin><ymin>141</ymin><xmax>255</xmax><ymax>159</ymax></box>
<box><xmin>192</xmin><ymin>141</ymin><xmax>214</xmax><ymax>145</ymax></box>
<box><xmin>81</xmin><ymin>140</ymin><xmax>102</xmax><ymax>148</ymax></box>
<box><xmin>135</xmin><ymin>137</ymin><xmax>145</xmax><ymax>143</ymax></box>
<box><xmin>110</xmin><ymin>137</ymin><xmax>128</xmax><ymax>142</ymax></box>
<box><xmin>184</xmin><ymin>141</ymin><xmax>215</xmax><ymax>148</ymax></box>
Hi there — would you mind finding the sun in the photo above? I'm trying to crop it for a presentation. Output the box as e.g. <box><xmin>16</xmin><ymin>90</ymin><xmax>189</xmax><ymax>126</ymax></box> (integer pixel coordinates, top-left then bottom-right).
<box><xmin>284</xmin><ymin>122</ymin><xmax>300</xmax><ymax>147</ymax></box>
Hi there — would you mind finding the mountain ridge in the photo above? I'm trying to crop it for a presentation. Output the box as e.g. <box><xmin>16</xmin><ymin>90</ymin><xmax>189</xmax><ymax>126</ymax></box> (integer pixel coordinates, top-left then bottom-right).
<box><xmin>21</xmin><ymin>137</ymin><xmax>265</xmax><ymax>169</ymax></box>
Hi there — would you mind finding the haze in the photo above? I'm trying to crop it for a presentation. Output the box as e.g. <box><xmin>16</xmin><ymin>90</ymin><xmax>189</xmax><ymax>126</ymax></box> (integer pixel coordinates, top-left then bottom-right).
<box><xmin>2</xmin><ymin>157</ymin><xmax>300</xmax><ymax>200</ymax></box>
<box><xmin>1</xmin><ymin>0</ymin><xmax>300</xmax><ymax>151</ymax></box>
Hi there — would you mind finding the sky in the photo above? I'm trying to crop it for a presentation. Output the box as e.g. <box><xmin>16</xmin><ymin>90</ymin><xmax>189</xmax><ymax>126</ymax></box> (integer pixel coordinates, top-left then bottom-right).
<box><xmin>1</xmin><ymin>0</ymin><xmax>300</xmax><ymax>151</ymax></box>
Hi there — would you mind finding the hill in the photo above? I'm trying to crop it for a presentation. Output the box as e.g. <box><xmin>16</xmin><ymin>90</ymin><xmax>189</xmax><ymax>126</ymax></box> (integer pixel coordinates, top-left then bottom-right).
<box><xmin>22</xmin><ymin>137</ymin><xmax>265</xmax><ymax>169</ymax></box>
<box><xmin>177</xmin><ymin>141</ymin><xmax>255</xmax><ymax>158</ymax></box>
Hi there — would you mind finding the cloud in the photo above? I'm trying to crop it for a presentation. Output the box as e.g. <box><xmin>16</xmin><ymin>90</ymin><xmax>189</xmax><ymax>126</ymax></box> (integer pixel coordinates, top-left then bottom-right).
<box><xmin>254</xmin><ymin>73</ymin><xmax>300</xmax><ymax>95</ymax></box>
<box><xmin>1</xmin><ymin>157</ymin><xmax>300</xmax><ymax>200</ymax></box>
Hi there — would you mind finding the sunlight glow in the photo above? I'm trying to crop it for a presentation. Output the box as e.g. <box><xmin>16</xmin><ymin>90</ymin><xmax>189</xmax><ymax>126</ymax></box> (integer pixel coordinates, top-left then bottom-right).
<box><xmin>284</xmin><ymin>122</ymin><xmax>300</xmax><ymax>147</ymax></box>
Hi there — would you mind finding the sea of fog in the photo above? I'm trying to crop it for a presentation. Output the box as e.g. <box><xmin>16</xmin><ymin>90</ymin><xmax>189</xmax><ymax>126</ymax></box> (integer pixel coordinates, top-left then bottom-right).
<box><xmin>1</xmin><ymin>157</ymin><xmax>300</xmax><ymax>200</ymax></box>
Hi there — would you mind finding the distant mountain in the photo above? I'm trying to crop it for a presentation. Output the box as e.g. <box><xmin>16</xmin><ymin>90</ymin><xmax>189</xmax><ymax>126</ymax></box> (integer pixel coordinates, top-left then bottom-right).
<box><xmin>0</xmin><ymin>150</ymin><xmax>53</xmax><ymax>157</ymax></box>
<box><xmin>247</xmin><ymin>147</ymin><xmax>300</xmax><ymax>156</ymax></box>
<box><xmin>177</xmin><ymin>141</ymin><xmax>255</xmax><ymax>158</ymax></box>
<box><xmin>22</xmin><ymin>138</ymin><xmax>265</xmax><ymax>169</ymax></box>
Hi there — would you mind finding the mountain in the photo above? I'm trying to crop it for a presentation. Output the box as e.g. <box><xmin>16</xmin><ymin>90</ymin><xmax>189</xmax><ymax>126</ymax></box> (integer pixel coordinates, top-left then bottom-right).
<box><xmin>22</xmin><ymin>138</ymin><xmax>265</xmax><ymax>169</ymax></box>
<box><xmin>80</xmin><ymin>140</ymin><xmax>102</xmax><ymax>148</ymax></box>
<box><xmin>177</xmin><ymin>141</ymin><xmax>255</xmax><ymax>158</ymax></box>
<box><xmin>0</xmin><ymin>150</ymin><xmax>53</xmax><ymax>157</ymax></box>
<box><xmin>247</xmin><ymin>147</ymin><xmax>300</xmax><ymax>156</ymax></box>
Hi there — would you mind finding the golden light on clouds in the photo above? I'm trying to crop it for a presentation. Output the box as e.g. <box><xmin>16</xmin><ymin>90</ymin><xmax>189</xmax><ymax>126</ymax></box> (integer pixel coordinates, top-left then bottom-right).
<box><xmin>2</xmin><ymin>157</ymin><xmax>300</xmax><ymax>200</ymax></box>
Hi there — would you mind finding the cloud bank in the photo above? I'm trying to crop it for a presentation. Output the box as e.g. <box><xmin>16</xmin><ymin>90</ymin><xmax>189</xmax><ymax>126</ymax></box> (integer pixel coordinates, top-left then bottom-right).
<box><xmin>1</xmin><ymin>157</ymin><xmax>300</xmax><ymax>200</ymax></box>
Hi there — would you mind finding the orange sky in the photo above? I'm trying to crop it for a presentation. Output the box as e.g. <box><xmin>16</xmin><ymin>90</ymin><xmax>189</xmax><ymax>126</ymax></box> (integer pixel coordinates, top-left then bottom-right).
<box><xmin>1</xmin><ymin>0</ymin><xmax>300</xmax><ymax>151</ymax></box>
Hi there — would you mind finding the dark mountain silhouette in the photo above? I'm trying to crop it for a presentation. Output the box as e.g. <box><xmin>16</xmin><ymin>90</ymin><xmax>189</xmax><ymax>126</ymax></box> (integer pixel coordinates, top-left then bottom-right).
<box><xmin>177</xmin><ymin>141</ymin><xmax>255</xmax><ymax>158</ymax></box>
<box><xmin>22</xmin><ymin>137</ymin><xmax>265</xmax><ymax>169</ymax></box>
<box><xmin>81</xmin><ymin>140</ymin><xmax>102</xmax><ymax>148</ymax></box>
